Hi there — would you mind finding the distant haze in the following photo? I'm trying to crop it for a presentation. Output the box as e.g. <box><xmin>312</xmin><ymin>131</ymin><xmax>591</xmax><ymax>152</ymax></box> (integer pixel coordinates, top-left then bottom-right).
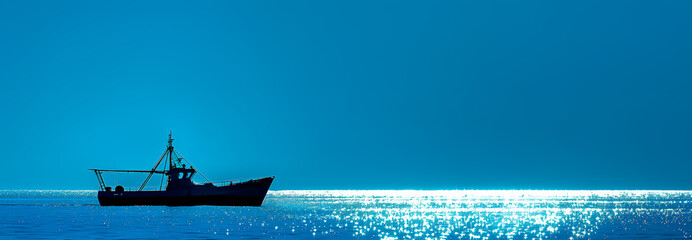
<box><xmin>1</xmin><ymin>1</ymin><xmax>690</xmax><ymax>190</ymax></box>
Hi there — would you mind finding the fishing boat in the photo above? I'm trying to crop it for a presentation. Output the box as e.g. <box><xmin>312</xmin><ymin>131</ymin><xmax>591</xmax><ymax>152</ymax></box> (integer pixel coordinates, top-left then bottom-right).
<box><xmin>89</xmin><ymin>132</ymin><xmax>274</xmax><ymax>206</ymax></box>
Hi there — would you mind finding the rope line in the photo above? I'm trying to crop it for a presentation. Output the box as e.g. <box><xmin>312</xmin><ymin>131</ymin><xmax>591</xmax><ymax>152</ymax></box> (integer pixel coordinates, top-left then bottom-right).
<box><xmin>174</xmin><ymin>150</ymin><xmax>213</xmax><ymax>183</ymax></box>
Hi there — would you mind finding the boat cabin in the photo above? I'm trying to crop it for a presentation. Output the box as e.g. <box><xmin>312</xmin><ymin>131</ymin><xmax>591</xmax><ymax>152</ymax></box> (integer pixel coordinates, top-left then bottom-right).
<box><xmin>167</xmin><ymin>166</ymin><xmax>196</xmax><ymax>189</ymax></box>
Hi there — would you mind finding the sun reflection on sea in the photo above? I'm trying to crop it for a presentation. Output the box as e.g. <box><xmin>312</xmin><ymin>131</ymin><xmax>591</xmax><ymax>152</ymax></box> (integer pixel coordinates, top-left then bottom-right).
<box><xmin>270</xmin><ymin>190</ymin><xmax>692</xmax><ymax>239</ymax></box>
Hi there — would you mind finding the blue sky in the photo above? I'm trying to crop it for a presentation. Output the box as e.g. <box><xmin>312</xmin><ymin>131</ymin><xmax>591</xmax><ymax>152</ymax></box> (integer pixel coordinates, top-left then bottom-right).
<box><xmin>1</xmin><ymin>1</ymin><xmax>691</xmax><ymax>190</ymax></box>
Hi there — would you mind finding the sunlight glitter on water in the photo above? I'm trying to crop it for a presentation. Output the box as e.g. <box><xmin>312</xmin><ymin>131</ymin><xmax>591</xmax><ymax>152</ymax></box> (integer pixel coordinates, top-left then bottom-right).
<box><xmin>270</xmin><ymin>190</ymin><xmax>692</xmax><ymax>239</ymax></box>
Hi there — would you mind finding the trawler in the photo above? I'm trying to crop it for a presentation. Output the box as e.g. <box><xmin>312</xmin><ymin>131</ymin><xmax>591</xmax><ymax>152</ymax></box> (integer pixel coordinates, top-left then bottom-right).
<box><xmin>89</xmin><ymin>132</ymin><xmax>274</xmax><ymax>206</ymax></box>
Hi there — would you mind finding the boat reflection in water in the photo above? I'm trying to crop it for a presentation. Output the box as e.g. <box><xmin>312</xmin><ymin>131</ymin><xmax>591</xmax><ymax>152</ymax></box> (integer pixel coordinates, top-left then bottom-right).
<box><xmin>89</xmin><ymin>132</ymin><xmax>274</xmax><ymax>206</ymax></box>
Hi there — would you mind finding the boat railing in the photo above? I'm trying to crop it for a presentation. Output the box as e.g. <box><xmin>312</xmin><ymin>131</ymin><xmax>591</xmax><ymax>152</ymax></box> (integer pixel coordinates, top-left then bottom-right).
<box><xmin>209</xmin><ymin>179</ymin><xmax>246</xmax><ymax>186</ymax></box>
<box><xmin>103</xmin><ymin>186</ymin><xmax>168</xmax><ymax>192</ymax></box>
<box><xmin>140</xmin><ymin>186</ymin><xmax>168</xmax><ymax>191</ymax></box>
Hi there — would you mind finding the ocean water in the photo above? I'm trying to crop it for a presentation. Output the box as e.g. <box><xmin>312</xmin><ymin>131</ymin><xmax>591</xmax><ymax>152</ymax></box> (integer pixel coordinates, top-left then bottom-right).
<box><xmin>1</xmin><ymin>190</ymin><xmax>691</xmax><ymax>239</ymax></box>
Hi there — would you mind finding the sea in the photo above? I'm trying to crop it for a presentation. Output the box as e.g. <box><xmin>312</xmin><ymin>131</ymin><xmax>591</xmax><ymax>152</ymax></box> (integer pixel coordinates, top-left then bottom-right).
<box><xmin>1</xmin><ymin>190</ymin><xmax>691</xmax><ymax>239</ymax></box>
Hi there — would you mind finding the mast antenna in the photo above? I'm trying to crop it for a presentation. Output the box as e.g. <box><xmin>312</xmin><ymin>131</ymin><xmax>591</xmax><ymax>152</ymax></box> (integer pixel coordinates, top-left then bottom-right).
<box><xmin>168</xmin><ymin>131</ymin><xmax>174</xmax><ymax>148</ymax></box>
<box><xmin>168</xmin><ymin>131</ymin><xmax>174</xmax><ymax>170</ymax></box>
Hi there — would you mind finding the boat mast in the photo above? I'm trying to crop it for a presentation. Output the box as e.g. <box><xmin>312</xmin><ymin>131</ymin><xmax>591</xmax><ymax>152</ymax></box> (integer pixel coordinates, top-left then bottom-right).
<box><xmin>168</xmin><ymin>131</ymin><xmax>174</xmax><ymax>169</ymax></box>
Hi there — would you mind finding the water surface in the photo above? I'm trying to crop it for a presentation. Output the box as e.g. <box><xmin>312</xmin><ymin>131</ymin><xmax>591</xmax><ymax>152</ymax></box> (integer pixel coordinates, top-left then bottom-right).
<box><xmin>1</xmin><ymin>190</ymin><xmax>690</xmax><ymax>239</ymax></box>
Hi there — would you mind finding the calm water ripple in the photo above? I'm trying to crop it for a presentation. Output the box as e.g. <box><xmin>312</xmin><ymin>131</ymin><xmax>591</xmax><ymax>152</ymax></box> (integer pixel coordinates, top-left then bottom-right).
<box><xmin>1</xmin><ymin>190</ymin><xmax>691</xmax><ymax>239</ymax></box>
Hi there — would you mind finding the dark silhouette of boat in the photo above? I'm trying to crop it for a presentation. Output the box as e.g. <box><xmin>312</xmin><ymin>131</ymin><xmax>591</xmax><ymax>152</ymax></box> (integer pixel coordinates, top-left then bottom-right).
<box><xmin>89</xmin><ymin>132</ymin><xmax>274</xmax><ymax>206</ymax></box>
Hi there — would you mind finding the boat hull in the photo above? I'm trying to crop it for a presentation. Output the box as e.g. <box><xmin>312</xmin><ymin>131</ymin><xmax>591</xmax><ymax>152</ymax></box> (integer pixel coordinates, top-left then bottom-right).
<box><xmin>97</xmin><ymin>177</ymin><xmax>274</xmax><ymax>206</ymax></box>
